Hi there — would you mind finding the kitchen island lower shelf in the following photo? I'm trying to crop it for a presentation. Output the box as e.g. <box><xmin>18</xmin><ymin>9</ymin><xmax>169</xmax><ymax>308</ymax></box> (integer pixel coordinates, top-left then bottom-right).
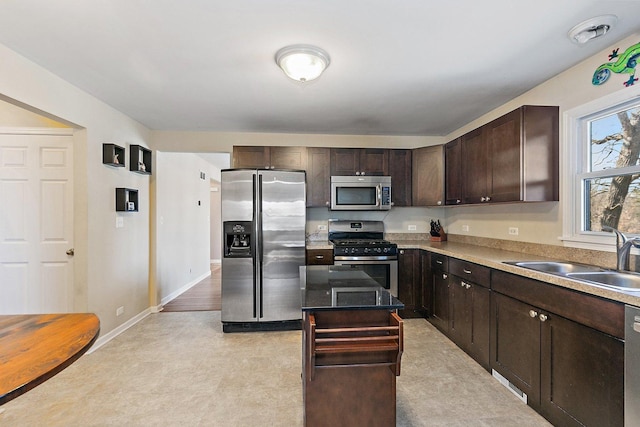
<box><xmin>302</xmin><ymin>309</ymin><xmax>403</xmax><ymax>427</ymax></box>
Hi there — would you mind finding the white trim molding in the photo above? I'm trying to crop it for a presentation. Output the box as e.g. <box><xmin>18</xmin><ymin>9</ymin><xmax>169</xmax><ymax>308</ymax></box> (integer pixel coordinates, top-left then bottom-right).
<box><xmin>560</xmin><ymin>85</ymin><xmax>640</xmax><ymax>251</ymax></box>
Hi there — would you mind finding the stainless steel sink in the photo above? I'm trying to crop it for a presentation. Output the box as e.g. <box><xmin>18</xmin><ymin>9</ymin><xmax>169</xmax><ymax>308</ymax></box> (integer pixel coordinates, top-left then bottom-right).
<box><xmin>565</xmin><ymin>271</ymin><xmax>640</xmax><ymax>291</ymax></box>
<box><xmin>504</xmin><ymin>260</ymin><xmax>640</xmax><ymax>292</ymax></box>
<box><xmin>506</xmin><ymin>261</ymin><xmax>604</xmax><ymax>274</ymax></box>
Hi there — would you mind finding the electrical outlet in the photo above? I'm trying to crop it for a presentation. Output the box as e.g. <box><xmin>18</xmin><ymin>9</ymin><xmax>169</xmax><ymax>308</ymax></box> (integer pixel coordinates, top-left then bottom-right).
<box><xmin>318</xmin><ymin>224</ymin><xmax>327</xmax><ymax>231</ymax></box>
<box><xmin>509</xmin><ymin>227</ymin><xmax>519</xmax><ymax>236</ymax></box>
<box><xmin>408</xmin><ymin>224</ymin><xmax>417</xmax><ymax>231</ymax></box>
<box><xmin>115</xmin><ymin>216</ymin><xmax>124</xmax><ymax>228</ymax></box>
<box><xmin>116</xmin><ymin>306</ymin><xmax>124</xmax><ymax>316</ymax></box>
<box><xmin>462</xmin><ymin>224</ymin><xmax>470</xmax><ymax>232</ymax></box>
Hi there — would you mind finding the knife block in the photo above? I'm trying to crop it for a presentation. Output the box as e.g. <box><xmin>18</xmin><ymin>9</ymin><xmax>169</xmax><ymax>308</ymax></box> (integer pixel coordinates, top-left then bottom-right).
<box><xmin>430</xmin><ymin>231</ymin><xmax>447</xmax><ymax>242</ymax></box>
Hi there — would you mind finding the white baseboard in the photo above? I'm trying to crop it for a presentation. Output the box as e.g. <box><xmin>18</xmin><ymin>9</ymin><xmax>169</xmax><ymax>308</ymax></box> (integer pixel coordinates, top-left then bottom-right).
<box><xmin>160</xmin><ymin>270</ymin><xmax>212</xmax><ymax>306</ymax></box>
<box><xmin>87</xmin><ymin>308</ymin><xmax>152</xmax><ymax>354</ymax></box>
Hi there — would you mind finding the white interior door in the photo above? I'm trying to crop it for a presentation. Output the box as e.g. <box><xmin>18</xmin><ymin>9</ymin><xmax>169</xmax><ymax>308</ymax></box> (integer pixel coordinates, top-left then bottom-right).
<box><xmin>0</xmin><ymin>130</ymin><xmax>74</xmax><ymax>314</ymax></box>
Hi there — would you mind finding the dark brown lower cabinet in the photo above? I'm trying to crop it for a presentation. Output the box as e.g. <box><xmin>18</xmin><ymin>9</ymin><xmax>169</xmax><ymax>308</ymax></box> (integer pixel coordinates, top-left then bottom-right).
<box><xmin>540</xmin><ymin>312</ymin><xmax>623</xmax><ymax>427</ymax></box>
<box><xmin>398</xmin><ymin>249</ymin><xmax>421</xmax><ymax>318</ymax></box>
<box><xmin>449</xmin><ymin>275</ymin><xmax>490</xmax><ymax>370</ymax></box>
<box><xmin>302</xmin><ymin>310</ymin><xmax>403</xmax><ymax>427</ymax></box>
<box><xmin>420</xmin><ymin>251</ymin><xmax>432</xmax><ymax>316</ymax></box>
<box><xmin>429</xmin><ymin>254</ymin><xmax>450</xmax><ymax>334</ymax></box>
<box><xmin>492</xmin><ymin>291</ymin><xmax>624</xmax><ymax>427</ymax></box>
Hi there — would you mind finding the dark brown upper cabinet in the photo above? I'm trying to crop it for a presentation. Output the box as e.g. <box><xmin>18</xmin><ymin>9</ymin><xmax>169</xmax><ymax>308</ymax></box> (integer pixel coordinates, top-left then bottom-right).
<box><xmin>412</xmin><ymin>145</ymin><xmax>445</xmax><ymax>206</ymax></box>
<box><xmin>388</xmin><ymin>149</ymin><xmax>412</xmax><ymax>207</ymax></box>
<box><xmin>457</xmin><ymin>105</ymin><xmax>558</xmax><ymax>205</ymax></box>
<box><xmin>305</xmin><ymin>147</ymin><xmax>331</xmax><ymax>208</ymax></box>
<box><xmin>330</xmin><ymin>148</ymin><xmax>388</xmax><ymax>176</ymax></box>
<box><xmin>232</xmin><ymin>146</ymin><xmax>307</xmax><ymax>170</ymax></box>
<box><xmin>444</xmin><ymin>138</ymin><xmax>462</xmax><ymax>205</ymax></box>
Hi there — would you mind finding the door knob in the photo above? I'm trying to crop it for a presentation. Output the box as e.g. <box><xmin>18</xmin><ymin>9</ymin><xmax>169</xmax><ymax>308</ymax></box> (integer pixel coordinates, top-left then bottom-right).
<box><xmin>66</xmin><ymin>248</ymin><xmax>75</xmax><ymax>256</ymax></box>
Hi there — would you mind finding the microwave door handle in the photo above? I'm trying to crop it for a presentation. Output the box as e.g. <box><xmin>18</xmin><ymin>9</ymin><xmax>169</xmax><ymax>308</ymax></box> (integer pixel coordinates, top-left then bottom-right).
<box><xmin>376</xmin><ymin>184</ymin><xmax>381</xmax><ymax>206</ymax></box>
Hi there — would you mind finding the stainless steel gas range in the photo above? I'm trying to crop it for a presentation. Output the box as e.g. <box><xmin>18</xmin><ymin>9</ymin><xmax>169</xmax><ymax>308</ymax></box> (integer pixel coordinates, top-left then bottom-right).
<box><xmin>328</xmin><ymin>220</ymin><xmax>398</xmax><ymax>296</ymax></box>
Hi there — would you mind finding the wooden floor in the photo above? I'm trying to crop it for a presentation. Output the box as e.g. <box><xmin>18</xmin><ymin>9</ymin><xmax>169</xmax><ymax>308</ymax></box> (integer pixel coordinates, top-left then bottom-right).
<box><xmin>161</xmin><ymin>265</ymin><xmax>221</xmax><ymax>312</ymax></box>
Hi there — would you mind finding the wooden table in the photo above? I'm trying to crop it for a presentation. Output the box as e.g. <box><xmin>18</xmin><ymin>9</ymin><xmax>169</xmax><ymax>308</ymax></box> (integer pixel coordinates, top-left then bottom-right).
<box><xmin>0</xmin><ymin>313</ymin><xmax>100</xmax><ymax>405</ymax></box>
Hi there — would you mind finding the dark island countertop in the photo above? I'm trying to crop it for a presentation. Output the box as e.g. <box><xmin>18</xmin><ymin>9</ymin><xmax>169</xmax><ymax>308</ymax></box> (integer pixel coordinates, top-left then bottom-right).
<box><xmin>301</xmin><ymin>265</ymin><xmax>404</xmax><ymax>312</ymax></box>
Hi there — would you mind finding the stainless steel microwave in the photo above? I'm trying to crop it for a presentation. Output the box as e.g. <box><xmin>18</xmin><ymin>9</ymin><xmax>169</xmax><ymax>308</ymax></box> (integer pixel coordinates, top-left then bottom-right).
<box><xmin>330</xmin><ymin>176</ymin><xmax>392</xmax><ymax>210</ymax></box>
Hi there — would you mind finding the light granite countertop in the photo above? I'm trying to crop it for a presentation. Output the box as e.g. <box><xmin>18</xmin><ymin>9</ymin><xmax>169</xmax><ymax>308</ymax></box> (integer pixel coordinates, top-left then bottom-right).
<box><xmin>306</xmin><ymin>238</ymin><xmax>640</xmax><ymax>307</ymax></box>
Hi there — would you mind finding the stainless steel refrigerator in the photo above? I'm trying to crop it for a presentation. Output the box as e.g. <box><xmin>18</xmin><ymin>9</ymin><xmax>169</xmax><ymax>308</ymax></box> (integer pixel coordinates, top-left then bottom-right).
<box><xmin>221</xmin><ymin>168</ymin><xmax>306</xmax><ymax>332</ymax></box>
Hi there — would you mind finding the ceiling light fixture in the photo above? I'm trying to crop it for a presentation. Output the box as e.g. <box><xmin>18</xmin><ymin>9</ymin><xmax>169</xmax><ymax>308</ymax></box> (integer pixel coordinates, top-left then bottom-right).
<box><xmin>568</xmin><ymin>15</ymin><xmax>617</xmax><ymax>44</ymax></box>
<box><xmin>275</xmin><ymin>45</ymin><xmax>330</xmax><ymax>82</ymax></box>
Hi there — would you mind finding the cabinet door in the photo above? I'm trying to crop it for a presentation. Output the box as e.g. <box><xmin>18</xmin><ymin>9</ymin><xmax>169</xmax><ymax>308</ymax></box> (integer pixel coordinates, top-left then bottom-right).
<box><xmin>412</xmin><ymin>145</ymin><xmax>445</xmax><ymax>206</ymax></box>
<box><xmin>486</xmin><ymin>109</ymin><xmax>521</xmax><ymax>202</ymax></box>
<box><xmin>449</xmin><ymin>276</ymin><xmax>470</xmax><ymax>349</ymax></box>
<box><xmin>330</xmin><ymin>148</ymin><xmax>389</xmax><ymax>176</ymax></box>
<box><xmin>306</xmin><ymin>148</ymin><xmax>331</xmax><ymax>207</ymax></box>
<box><xmin>398</xmin><ymin>249</ymin><xmax>420</xmax><ymax>318</ymax></box>
<box><xmin>445</xmin><ymin>138</ymin><xmax>463</xmax><ymax>205</ymax></box>
<box><xmin>233</xmin><ymin>146</ymin><xmax>269</xmax><ymax>168</ymax></box>
<box><xmin>330</xmin><ymin>148</ymin><xmax>360</xmax><ymax>175</ymax></box>
<box><xmin>420</xmin><ymin>251</ymin><xmax>432</xmax><ymax>315</ymax></box>
<box><xmin>388</xmin><ymin>149</ymin><xmax>412</xmax><ymax>206</ymax></box>
<box><xmin>491</xmin><ymin>292</ymin><xmax>541</xmax><ymax>405</ymax></box>
<box><xmin>269</xmin><ymin>146</ymin><xmax>307</xmax><ymax>170</ymax></box>
<box><xmin>467</xmin><ymin>284</ymin><xmax>490</xmax><ymax>370</ymax></box>
<box><xmin>430</xmin><ymin>269</ymin><xmax>450</xmax><ymax>335</ymax></box>
<box><xmin>461</xmin><ymin>127</ymin><xmax>489</xmax><ymax>204</ymax></box>
<box><xmin>359</xmin><ymin>148</ymin><xmax>389</xmax><ymax>176</ymax></box>
<box><xmin>540</xmin><ymin>313</ymin><xmax>624</xmax><ymax>427</ymax></box>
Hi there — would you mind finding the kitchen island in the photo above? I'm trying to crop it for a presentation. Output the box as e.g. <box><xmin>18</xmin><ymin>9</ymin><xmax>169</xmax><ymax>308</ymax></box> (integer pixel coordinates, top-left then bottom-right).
<box><xmin>301</xmin><ymin>265</ymin><xmax>404</xmax><ymax>427</ymax></box>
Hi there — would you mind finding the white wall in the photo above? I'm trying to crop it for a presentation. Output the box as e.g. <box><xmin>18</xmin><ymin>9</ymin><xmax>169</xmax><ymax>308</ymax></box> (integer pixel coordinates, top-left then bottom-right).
<box><xmin>0</xmin><ymin>43</ymin><xmax>152</xmax><ymax>337</ymax></box>
<box><xmin>153</xmin><ymin>130</ymin><xmax>443</xmax><ymax>153</ymax></box>
<box><xmin>0</xmin><ymin>98</ymin><xmax>70</xmax><ymax>127</ymax></box>
<box><xmin>155</xmin><ymin>152</ymin><xmax>216</xmax><ymax>305</ymax></box>
<box><xmin>210</xmin><ymin>181</ymin><xmax>222</xmax><ymax>263</ymax></box>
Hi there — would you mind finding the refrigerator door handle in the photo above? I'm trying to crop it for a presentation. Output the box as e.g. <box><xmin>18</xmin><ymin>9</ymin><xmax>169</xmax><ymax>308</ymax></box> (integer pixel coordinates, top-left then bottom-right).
<box><xmin>257</xmin><ymin>173</ymin><xmax>264</xmax><ymax>319</ymax></box>
<box><xmin>252</xmin><ymin>174</ymin><xmax>258</xmax><ymax>319</ymax></box>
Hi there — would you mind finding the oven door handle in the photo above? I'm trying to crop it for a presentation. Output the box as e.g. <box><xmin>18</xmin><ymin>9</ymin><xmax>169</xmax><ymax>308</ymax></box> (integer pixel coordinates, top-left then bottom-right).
<box><xmin>334</xmin><ymin>257</ymin><xmax>397</xmax><ymax>263</ymax></box>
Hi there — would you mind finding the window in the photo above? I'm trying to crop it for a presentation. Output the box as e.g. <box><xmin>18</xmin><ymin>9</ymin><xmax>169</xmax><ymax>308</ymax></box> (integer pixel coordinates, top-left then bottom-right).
<box><xmin>564</xmin><ymin>92</ymin><xmax>640</xmax><ymax>248</ymax></box>
<box><xmin>580</xmin><ymin>100</ymin><xmax>640</xmax><ymax>234</ymax></box>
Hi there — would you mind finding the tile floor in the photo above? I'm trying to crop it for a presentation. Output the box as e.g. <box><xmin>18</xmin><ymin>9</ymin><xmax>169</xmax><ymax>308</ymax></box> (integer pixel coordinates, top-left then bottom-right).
<box><xmin>0</xmin><ymin>312</ymin><xmax>551</xmax><ymax>426</ymax></box>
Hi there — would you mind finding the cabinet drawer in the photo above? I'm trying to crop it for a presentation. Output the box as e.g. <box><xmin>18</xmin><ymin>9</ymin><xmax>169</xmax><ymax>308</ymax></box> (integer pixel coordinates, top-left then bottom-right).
<box><xmin>306</xmin><ymin>249</ymin><xmax>333</xmax><ymax>265</ymax></box>
<box><xmin>430</xmin><ymin>253</ymin><xmax>448</xmax><ymax>270</ymax></box>
<box><xmin>449</xmin><ymin>258</ymin><xmax>490</xmax><ymax>288</ymax></box>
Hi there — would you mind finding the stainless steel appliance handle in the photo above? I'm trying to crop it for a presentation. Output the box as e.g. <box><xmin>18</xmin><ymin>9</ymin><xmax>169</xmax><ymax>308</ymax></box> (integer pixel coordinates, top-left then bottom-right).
<box><xmin>257</xmin><ymin>173</ymin><xmax>264</xmax><ymax>318</ymax></box>
<box><xmin>334</xmin><ymin>256</ymin><xmax>398</xmax><ymax>262</ymax></box>
<box><xmin>376</xmin><ymin>184</ymin><xmax>382</xmax><ymax>207</ymax></box>
<box><xmin>252</xmin><ymin>174</ymin><xmax>259</xmax><ymax>318</ymax></box>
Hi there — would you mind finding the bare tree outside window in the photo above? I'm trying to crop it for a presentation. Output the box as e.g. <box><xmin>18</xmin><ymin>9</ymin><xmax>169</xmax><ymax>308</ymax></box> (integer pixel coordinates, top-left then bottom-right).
<box><xmin>586</xmin><ymin>105</ymin><xmax>640</xmax><ymax>234</ymax></box>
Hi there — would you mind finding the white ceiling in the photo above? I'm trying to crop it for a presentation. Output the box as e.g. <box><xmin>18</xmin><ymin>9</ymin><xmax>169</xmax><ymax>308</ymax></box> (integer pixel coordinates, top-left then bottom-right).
<box><xmin>0</xmin><ymin>1</ymin><xmax>639</xmax><ymax>136</ymax></box>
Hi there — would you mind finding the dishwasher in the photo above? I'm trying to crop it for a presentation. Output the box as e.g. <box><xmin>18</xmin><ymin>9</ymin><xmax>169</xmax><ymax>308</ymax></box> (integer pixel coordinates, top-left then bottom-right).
<box><xmin>626</xmin><ymin>305</ymin><xmax>640</xmax><ymax>426</ymax></box>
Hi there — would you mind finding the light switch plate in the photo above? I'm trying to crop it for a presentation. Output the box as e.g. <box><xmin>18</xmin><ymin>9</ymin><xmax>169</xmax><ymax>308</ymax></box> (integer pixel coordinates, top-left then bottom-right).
<box><xmin>116</xmin><ymin>216</ymin><xmax>124</xmax><ymax>228</ymax></box>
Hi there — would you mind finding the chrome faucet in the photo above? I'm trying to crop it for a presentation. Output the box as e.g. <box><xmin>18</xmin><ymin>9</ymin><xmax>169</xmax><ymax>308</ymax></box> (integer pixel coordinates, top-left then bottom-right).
<box><xmin>602</xmin><ymin>226</ymin><xmax>640</xmax><ymax>272</ymax></box>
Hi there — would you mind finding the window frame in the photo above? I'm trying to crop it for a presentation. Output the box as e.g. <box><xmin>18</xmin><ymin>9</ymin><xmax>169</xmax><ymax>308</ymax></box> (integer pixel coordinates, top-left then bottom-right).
<box><xmin>561</xmin><ymin>86</ymin><xmax>640</xmax><ymax>251</ymax></box>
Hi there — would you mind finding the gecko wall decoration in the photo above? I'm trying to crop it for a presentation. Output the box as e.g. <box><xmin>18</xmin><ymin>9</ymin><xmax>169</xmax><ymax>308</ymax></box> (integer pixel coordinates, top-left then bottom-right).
<box><xmin>592</xmin><ymin>42</ymin><xmax>640</xmax><ymax>87</ymax></box>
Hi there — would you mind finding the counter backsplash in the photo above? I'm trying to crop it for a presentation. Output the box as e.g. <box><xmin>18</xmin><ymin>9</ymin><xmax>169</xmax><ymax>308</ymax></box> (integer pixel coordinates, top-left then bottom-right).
<box><xmin>393</xmin><ymin>233</ymin><xmax>637</xmax><ymax>272</ymax></box>
<box><xmin>306</xmin><ymin>229</ymin><xmax>637</xmax><ymax>272</ymax></box>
